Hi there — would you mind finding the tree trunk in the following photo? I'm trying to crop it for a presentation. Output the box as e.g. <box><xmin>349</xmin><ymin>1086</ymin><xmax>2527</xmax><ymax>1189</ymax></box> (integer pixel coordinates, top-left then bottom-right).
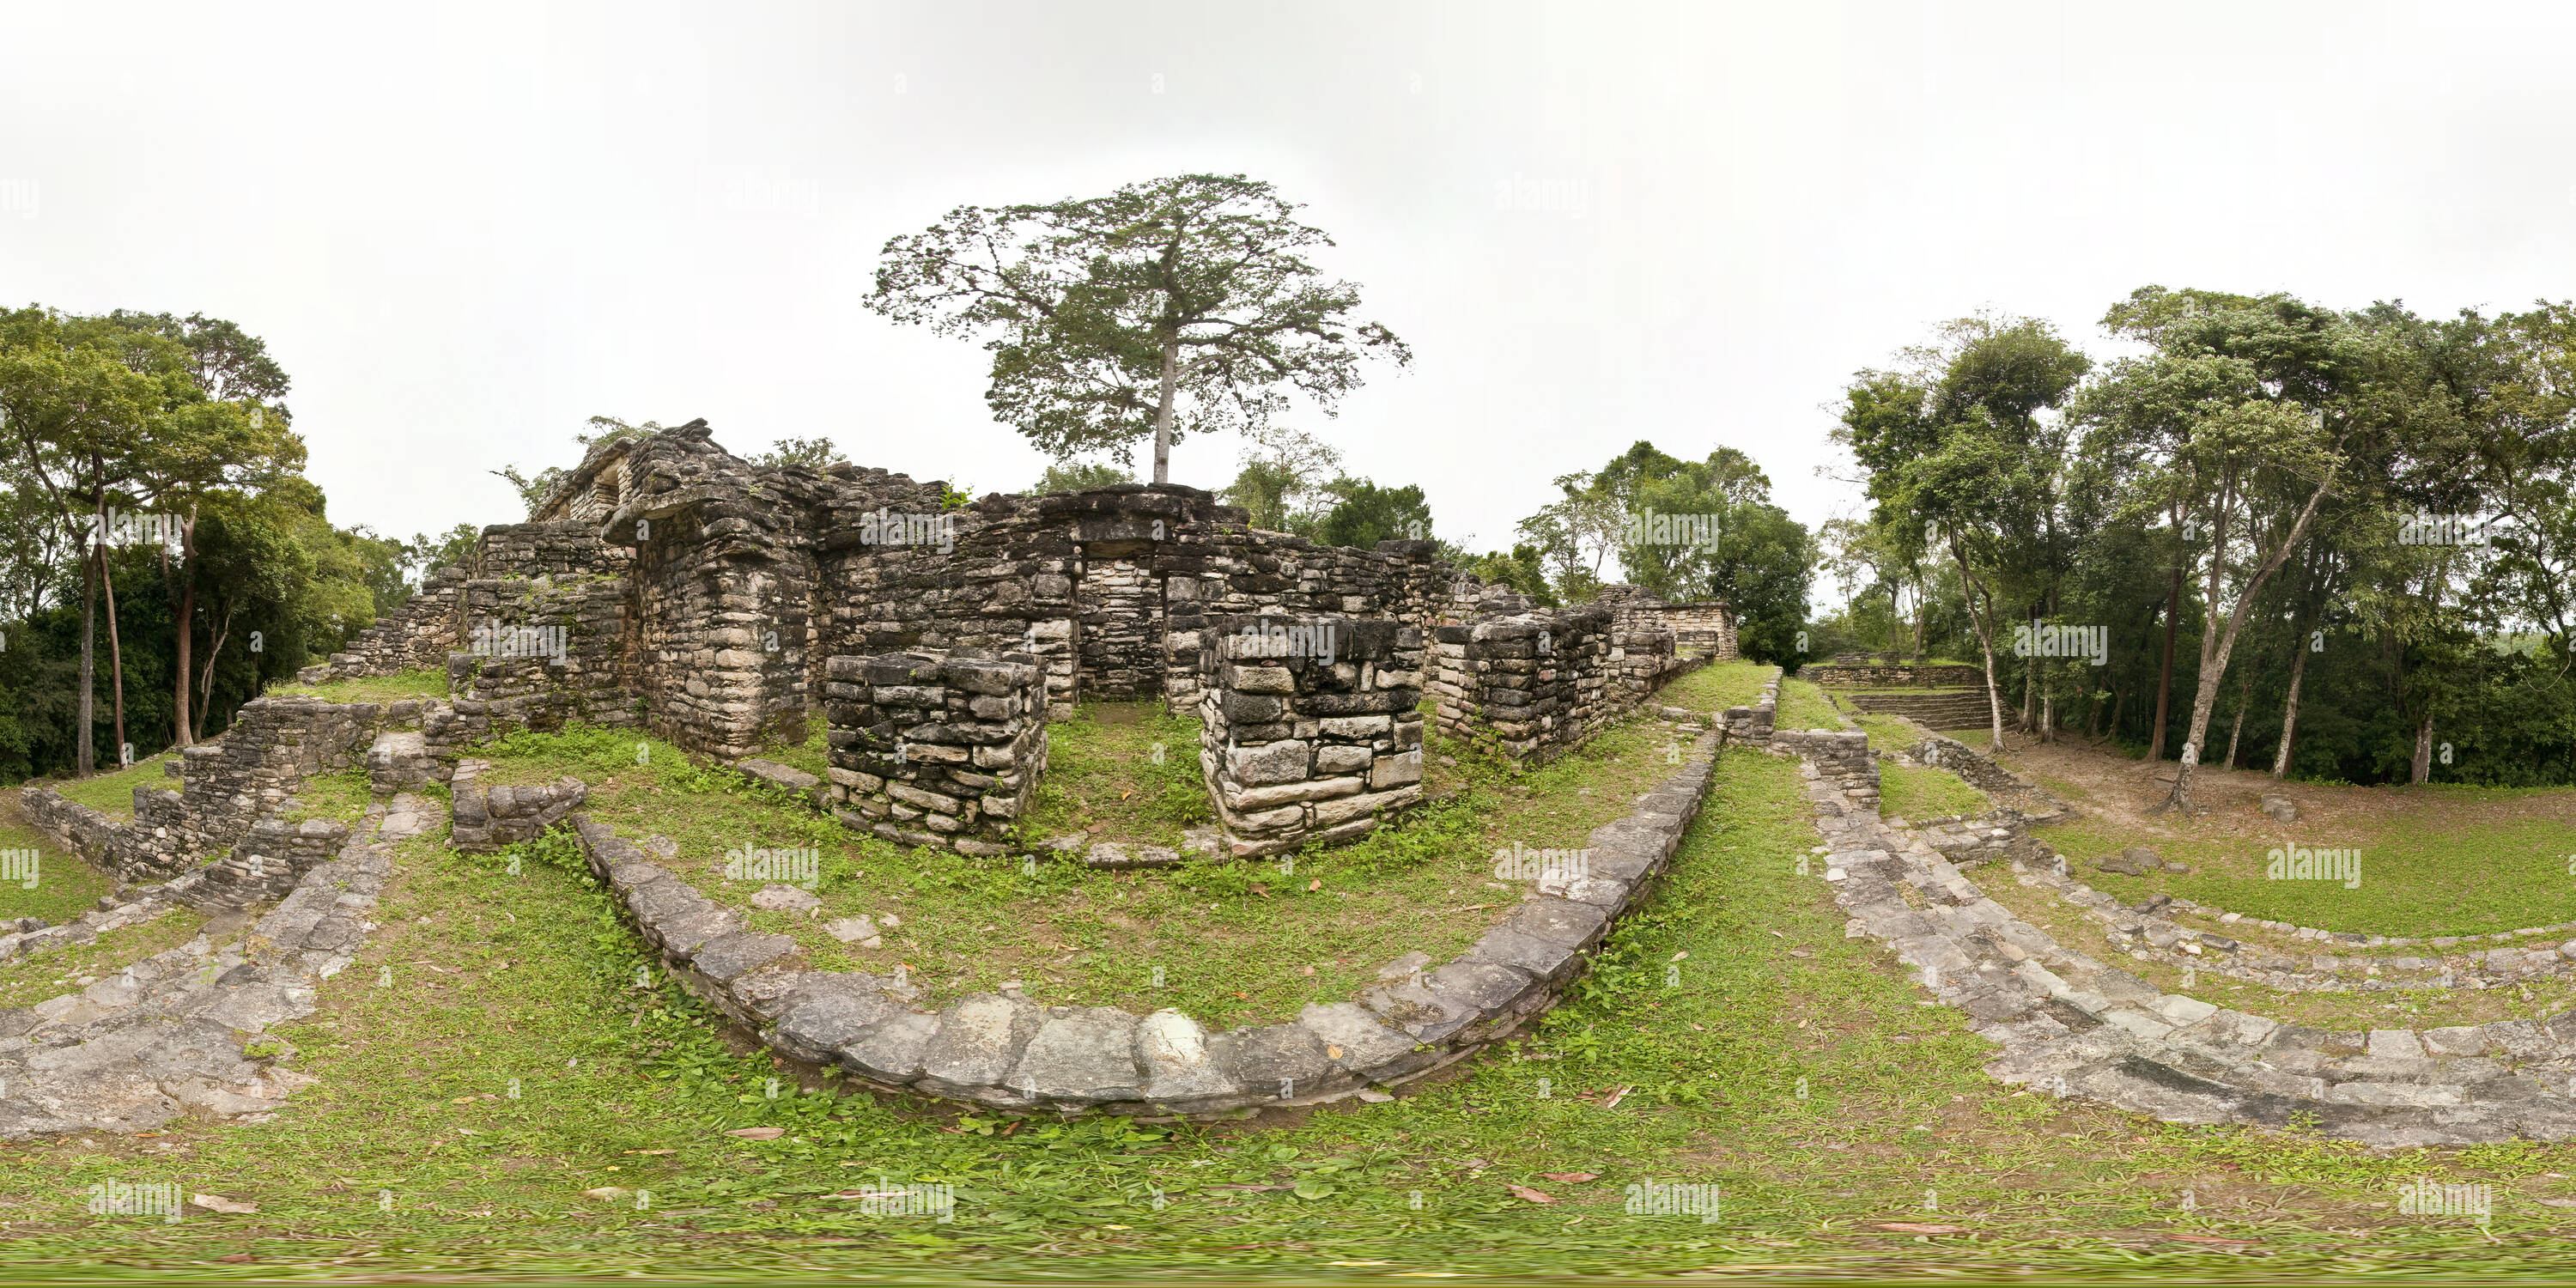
<box><xmin>2019</xmin><ymin>635</ymin><xmax>2036</xmax><ymax>732</ymax></box>
<box><xmin>2149</xmin><ymin>550</ymin><xmax>2184</xmax><ymax>762</ymax></box>
<box><xmin>77</xmin><ymin>534</ymin><xmax>95</xmax><ymax>778</ymax></box>
<box><xmin>103</xmin><ymin>541</ymin><xmax>127</xmax><ymax>764</ymax></box>
<box><xmin>2161</xmin><ymin>462</ymin><xmax>2336</xmax><ymax>813</ymax></box>
<box><xmin>197</xmin><ymin>603</ymin><xmax>233</xmax><ymax>732</ymax></box>
<box><xmin>1151</xmin><ymin>338</ymin><xmax>1178</xmax><ymax>485</ymax></box>
<box><xmin>2274</xmin><ymin>629</ymin><xmax>2309</xmax><ymax>779</ymax></box>
<box><xmin>1948</xmin><ymin>532</ymin><xmax>2008</xmax><ymax>752</ymax></box>
<box><xmin>173</xmin><ymin>509</ymin><xmax>197</xmax><ymax>746</ymax></box>
<box><xmin>2224</xmin><ymin>664</ymin><xmax>2252</xmax><ymax>769</ymax></box>
<box><xmin>2411</xmin><ymin>709</ymin><xmax>2434</xmax><ymax>785</ymax></box>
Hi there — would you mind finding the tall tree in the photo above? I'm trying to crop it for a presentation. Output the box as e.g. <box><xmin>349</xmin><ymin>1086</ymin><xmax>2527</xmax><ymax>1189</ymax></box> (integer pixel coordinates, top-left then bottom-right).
<box><xmin>866</xmin><ymin>174</ymin><xmax>1411</xmax><ymax>483</ymax></box>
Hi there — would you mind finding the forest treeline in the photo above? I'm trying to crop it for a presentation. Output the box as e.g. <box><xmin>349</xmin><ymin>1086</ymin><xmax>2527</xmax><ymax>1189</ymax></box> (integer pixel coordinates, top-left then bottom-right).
<box><xmin>0</xmin><ymin>306</ymin><xmax>467</xmax><ymax>783</ymax></box>
<box><xmin>1823</xmin><ymin>287</ymin><xmax>2574</xmax><ymax>799</ymax></box>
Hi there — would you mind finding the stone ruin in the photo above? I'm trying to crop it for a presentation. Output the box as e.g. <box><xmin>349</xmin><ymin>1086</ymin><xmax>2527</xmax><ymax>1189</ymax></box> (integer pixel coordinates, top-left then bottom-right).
<box><xmin>288</xmin><ymin>420</ymin><xmax>1741</xmax><ymax>857</ymax></box>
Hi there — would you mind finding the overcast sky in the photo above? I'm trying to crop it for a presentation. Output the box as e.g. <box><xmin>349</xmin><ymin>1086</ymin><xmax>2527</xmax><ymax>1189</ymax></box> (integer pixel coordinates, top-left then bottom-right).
<box><xmin>3</xmin><ymin>1</ymin><xmax>2570</xmax><ymax>568</ymax></box>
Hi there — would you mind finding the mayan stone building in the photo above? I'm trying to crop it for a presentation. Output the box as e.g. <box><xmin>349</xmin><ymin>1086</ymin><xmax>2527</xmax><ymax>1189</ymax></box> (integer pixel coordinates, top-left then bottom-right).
<box><xmin>301</xmin><ymin>422</ymin><xmax>1739</xmax><ymax>854</ymax></box>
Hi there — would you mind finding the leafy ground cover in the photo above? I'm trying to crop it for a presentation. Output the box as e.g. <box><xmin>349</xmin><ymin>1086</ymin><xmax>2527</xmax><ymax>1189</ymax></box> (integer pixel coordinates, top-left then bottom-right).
<box><xmin>1</xmin><ymin>745</ymin><xmax>2573</xmax><ymax>1278</ymax></box>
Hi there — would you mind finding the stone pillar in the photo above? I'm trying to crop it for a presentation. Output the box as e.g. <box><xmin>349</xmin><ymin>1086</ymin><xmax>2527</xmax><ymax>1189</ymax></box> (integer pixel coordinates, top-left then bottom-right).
<box><xmin>1431</xmin><ymin>609</ymin><xmax>1611</xmax><ymax>761</ymax></box>
<box><xmin>1197</xmin><ymin>615</ymin><xmax>1425</xmax><ymax>857</ymax></box>
<box><xmin>824</xmin><ymin>650</ymin><xmax>1048</xmax><ymax>857</ymax></box>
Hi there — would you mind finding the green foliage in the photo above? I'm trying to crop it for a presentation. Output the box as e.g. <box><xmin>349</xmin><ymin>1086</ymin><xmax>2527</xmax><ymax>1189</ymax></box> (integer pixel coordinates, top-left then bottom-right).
<box><xmin>1030</xmin><ymin>460</ymin><xmax>1135</xmax><ymax>495</ymax></box>
<box><xmin>1314</xmin><ymin>476</ymin><xmax>1431</xmax><ymax>549</ymax></box>
<box><xmin>752</xmin><ymin>436</ymin><xmax>845</xmax><ymax>470</ymax></box>
<box><xmin>866</xmin><ymin>173</ymin><xmax>1410</xmax><ymax>481</ymax></box>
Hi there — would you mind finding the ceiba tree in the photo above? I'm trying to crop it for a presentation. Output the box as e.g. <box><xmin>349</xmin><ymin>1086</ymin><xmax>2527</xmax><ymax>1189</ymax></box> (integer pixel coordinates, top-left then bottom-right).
<box><xmin>866</xmin><ymin>173</ymin><xmax>1410</xmax><ymax>484</ymax></box>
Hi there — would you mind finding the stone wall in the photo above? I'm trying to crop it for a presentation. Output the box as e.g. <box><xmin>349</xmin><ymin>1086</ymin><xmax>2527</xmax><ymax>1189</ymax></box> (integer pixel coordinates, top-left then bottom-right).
<box><xmin>1195</xmin><ymin>615</ymin><xmax>1426</xmax><ymax>857</ymax></box>
<box><xmin>1430</xmin><ymin>610</ymin><xmax>1613</xmax><ymax>761</ymax></box>
<box><xmin>187</xmin><ymin>814</ymin><xmax>355</xmax><ymax>908</ymax></box>
<box><xmin>1806</xmin><ymin>663</ymin><xmax>1984</xmax><ymax>688</ymax></box>
<box><xmin>823</xmin><ymin>650</ymin><xmax>1048</xmax><ymax>857</ymax></box>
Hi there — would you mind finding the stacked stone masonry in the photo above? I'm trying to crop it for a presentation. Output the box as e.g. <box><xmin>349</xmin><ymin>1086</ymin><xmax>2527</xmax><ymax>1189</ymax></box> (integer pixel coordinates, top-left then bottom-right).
<box><xmin>1196</xmin><ymin>615</ymin><xmax>1426</xmax><ymax>857</ymax></box>
<box><xmin>823</xmin><ymin>651</ymin><xmax>1048</xmax><ymax>858</ymax></box>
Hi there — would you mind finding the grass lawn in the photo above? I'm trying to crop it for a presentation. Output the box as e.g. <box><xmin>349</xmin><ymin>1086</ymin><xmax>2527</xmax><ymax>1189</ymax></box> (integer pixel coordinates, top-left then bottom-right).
<box><xmin>475</xmin><ymin>706</ymin><xmax>1698</xmax><ymax>1026</ymax></box>
<box><xmin>1771</xmin><ymin>677</ymin><xmax>1846</xmax><ymax>734</ymax></box>
<box><xmin>1878</xmin><ymin>762</ymin><xmax>1990</xmax><ymax>824</ymax></box>
<box><xmin>2032</xmin><ymin>789</ymin><xmax>2576</xmax><ymax>938</ymax></box>
<box><xmin>43</xmin><ymin>753</ymin><xmax>181</xmax><ymax>818</ymax></box>
<box><xmin>0</xmin><ymin>745</ymin><xmax>2569</xmax><ymax>1275</ymax></box>
<box><xmin>1017</xmin><ymin>700</ymin><xmax>1211</xmax><ymax>848</ymax></box>
<box><xmin>0</xmin><ymin>805</ymin><xmax>117</xmax><ymax>927</ymax></box>
<box><xmin>0</xmin><ymin>902</ymin><xmax>210</xmax><ymax>1011</ymax></box>
<box><xmin>1659</xmin><ymin>659</ymin><xmax>1778</xmax><ymax>714</ymax></box>
<box><xmin>270</xmin><ymin>667</ymin><xmax>450</xmax><ymax>705</ymax></box>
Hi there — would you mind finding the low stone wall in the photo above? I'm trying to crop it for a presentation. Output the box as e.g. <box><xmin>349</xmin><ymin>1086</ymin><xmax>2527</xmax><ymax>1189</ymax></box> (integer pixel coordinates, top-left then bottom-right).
<box><xmin>185</xmin><ymin>815</ymin><xmax>355</xmax><ymax>909</ymax></box>
<box><xmin>567</xmin><ymin>730</ymin><xmax>1716</xmax><ymax>1118</ymax></box>
<box><xmin>1431</xmin><ymin>610</ymin><xmax>1613</xmax><ymax>761</ymax></box>
<box><xmin>21</xmin><ymin>694</ymin><xmax>388</xmax><ymax>883</ymax></box>
<box><xmin>1771</xmin><ymin>728</ymin><xmax>1880</xmax><ymax>811</ymax></box>
<box><xmin>447</xmin><ymin>761</ymin><xmax>590</xmax><ymax>853</ymax></box>
<box><xmin>1807</xmin><ymin>664</ymin><xmax>1985</xmax><ymax>689</ymax></box>
<box><xmin>1717</xmin><ymin>671</ymin><xmax>1783</xmax><ymax>745</ymax></box>
<box><xmin>1196</xmin><ymin>615</ymin><xmax>1425</xmax><ymax>857</ymax></box>
<box><xmin>823</xmin><ymin>651</ymin><xmax>1048</xmax><ymax>858</ymax></box>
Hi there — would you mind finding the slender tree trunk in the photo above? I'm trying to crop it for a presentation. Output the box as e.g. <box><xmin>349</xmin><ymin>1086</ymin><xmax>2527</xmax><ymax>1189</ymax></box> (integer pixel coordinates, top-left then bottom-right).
<box><xmin>77</xmin><ymin>534</ymin><xmax>95</xmax><ymax>778</ymax></box>
<box><xmin>2150</xmin><ymin>554</ymin><xmax>2184</xmax><ymax>762</ymax></box>
<box><xmin>2019</xmin><ymin>629</ymin><xmax>2036</xmax><ymax>732</ymax></box>
<box><xmin>2411</xmin><ymin>709</ymin><xmax>2434</xmax><ymax>785</ymax></box>
<box><xmin>1151</xmin><ymin>338</ymin><xmax>1177</xmax><ymax>486</ymax></box>
<box><xmin>2224</xmin><ymin>664</ymin><xmax>2251</xmax><ymax>769</ymax></box>
<box><xmin>103</xmin><ymin>541</ymin><xmax>127</xmax><ymax>764</ymax></box>
<box><xmin>173</xmin><ymin>509</ymin><xmax>197</xmax><ymax>745</ymax></box>
<box><xmin>197</xmin><ymin>603</ymin><xmax>233</xmax><ymax>732</ymax></box>
<box><xmin>1948</xmin><ymin>532</ymin><xmax>2008</xmax><ymax>752</ymax></box>
<box><xmin>2162</xmin><ymin>462</ymin><xmax>2337</xmax><ymax>812</ymax></box>
<box><xmin>2273</xmin><ymin>635</ymin><xmax>2308</xmax><ymax>779</ymax></box>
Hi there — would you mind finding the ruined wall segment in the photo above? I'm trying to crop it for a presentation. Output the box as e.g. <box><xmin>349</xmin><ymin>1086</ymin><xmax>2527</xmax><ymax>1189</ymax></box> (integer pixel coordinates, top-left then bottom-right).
<box><xmin>823</xmin><ymin>649</ymin><xmax>1048</xmax><ymax>857</ymax></box>
<box><xmin>1196</xmin><ymin>614</ymin><xmax>1426</xmax><ymax>856</ymax></box>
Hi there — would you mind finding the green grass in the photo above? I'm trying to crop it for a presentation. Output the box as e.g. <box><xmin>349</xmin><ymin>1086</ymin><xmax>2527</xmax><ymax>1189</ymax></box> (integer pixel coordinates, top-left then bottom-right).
<box><xmin>0</xmin><ymin>807</ymin><xmax>116</xmax><ymax>927</ymax></box>
<box><xmin>1878</xmin><ymin>762</ymin><xmax>1990</xmax><ymax>824</ymax></box>
<box><xmin>43</xmin><ymin>753</ymin><xmax>181</xmax><ymax>817</ymax></box>
<box><xmin>1772</xmin><ymin>677</ymin><xmax>1846</xmax><ymax>733</ymax></box>
<box><xmin>1017</xmin><ymin>700</ymin><xmax>1212</xmax><ymax>848</ymax></box>
<box><xmin>283</xmin><ymin>768</ymin><xmax>378</xmax><ymax>827</ymax></box>
<box><xmin>762</xmin><ymin>722</ymin><xmax>830</xmax><ymax>782</ymax></box>
<box><xmin>1658</xmin><ymin>659</ymin><xmax>1778</xmax><ymax>714</ymax></box>
<box><xmin>2033</xmin><ymin>787</ymin><xmax>2576</xmax><ymax>937</ymax></box>
<box><xmin>477</xmin><ymin>711</ymin><xmax>1695</xmax><ymax>1025</ymax></box>
<box><xmin>0</xmin><ymin>902</ymin><xmax>208</xmax><ymax>1010</ymax></box>
<box><xmin>272</xmin><ymin>667</ymin><xmax>449</xmax><ymax>705</ymax></box>
<box><xmin>4</xmin><ymin>743</ymin><xmax>2574</xmax><ymax>1276</ymax></box>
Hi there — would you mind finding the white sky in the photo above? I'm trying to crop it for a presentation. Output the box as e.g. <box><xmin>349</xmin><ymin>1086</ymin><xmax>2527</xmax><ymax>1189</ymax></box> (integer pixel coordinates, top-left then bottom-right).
<box><xmin>3</xmin><ymin>0</ymin><xmax>2570</xmax><ymax>561</ymax></box>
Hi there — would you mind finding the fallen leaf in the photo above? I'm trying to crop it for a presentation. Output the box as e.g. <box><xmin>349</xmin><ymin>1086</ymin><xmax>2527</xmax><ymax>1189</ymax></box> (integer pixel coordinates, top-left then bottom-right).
<box><xmin>1874</xmin><ymin>1222</ymin><xmax>1965</xmax><ymax>1235</ymax></box>
<box><xmin>726</xmin><ymin>1127</ymin><xmax>787</xmax><ymax>1139</ymax></box>
<box><xmin>1505</xmin><ymin>1183</ymin><xmax>1557</xmax><ymax>1204</ymax></box>
<box><xmin>1602</xmin><ymin>1084</ymin><xmax>1633</xmax><ymax>1109</ymax></box>
<box><xmin>1307</xmin><ymin>879</ymin><xmax>1321</xmax><ymax>891</ymax></box>
<box><xmin>190</xmin><ymin>1193</ymin><xmax>258</xmax><ymax>1214</ymax></box>
<box><xmin>1537</xmin><ymin>1171</ymin><xmax>1599</xmax><ymax>1183</ymax></box>
<box><xmin>581</xmin><ymin>1187</ymin><xmax>632</xmax><ymax>1200</ymax></box>
<box><xmin>2166</xmin><ymin>1234</ymin><xmax>2258</xmax><ymax>1245</ymax></box>
<box><xmin>624</xmin><ymin>1149</ymin><xmax>676</xmax><ymax>1156</ymax></box>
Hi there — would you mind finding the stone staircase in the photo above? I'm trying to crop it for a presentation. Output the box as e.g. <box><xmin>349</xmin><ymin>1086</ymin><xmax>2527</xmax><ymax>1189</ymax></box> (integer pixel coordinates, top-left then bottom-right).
<box><xmin>1846</xmin><ymin>688</ymin><xmax>1992</xmax><ymax>730</ymax></box>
